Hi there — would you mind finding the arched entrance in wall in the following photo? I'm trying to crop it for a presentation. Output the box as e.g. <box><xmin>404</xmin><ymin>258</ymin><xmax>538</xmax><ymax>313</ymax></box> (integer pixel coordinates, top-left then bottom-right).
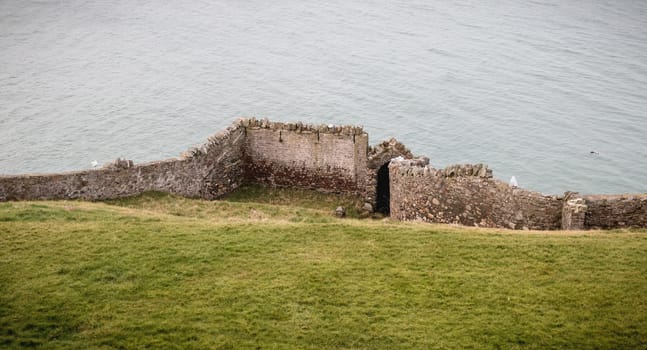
<box><xmin>375</xmin><ymin>162</ymin><xmax>390</xmax><ymax>215</ymax></box>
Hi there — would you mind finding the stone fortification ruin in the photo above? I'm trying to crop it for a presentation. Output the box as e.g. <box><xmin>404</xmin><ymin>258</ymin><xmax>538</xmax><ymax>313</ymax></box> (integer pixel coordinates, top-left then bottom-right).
<box><xmin>388</xmin><ymin>159</ymin><xmax>646</xmax><ymax>230</ymax></box>
<box><xmin>1</xmin><ymin>118</ymin><xmax>645</xmax><ymax>230</ymax></box>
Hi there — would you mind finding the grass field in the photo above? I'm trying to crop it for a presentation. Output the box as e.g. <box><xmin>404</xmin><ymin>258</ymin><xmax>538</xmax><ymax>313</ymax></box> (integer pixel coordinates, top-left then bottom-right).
<box><xmin>1</xmin><ymin>185</ymin><xmax>646</xmax><ymax>349</ymax></box>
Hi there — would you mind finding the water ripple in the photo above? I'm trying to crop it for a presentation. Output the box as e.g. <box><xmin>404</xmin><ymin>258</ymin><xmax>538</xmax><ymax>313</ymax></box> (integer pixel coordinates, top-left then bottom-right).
<box><xmin>0</xmin><ymin>0</ymin><xmax>646</xmax><ymax>195</ymax></box>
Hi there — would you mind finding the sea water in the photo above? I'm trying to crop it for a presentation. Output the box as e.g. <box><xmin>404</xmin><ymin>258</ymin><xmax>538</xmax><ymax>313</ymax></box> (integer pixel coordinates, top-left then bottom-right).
<box><xmin>1</xmin><ymin>0</ymin><xmax>646</xmax><ymax>194</ymax></box>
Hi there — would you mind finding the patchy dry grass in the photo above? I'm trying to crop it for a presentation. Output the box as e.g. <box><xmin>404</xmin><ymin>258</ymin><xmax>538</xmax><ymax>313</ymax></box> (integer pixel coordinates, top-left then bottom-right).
<box><xmin>1</xmin><ymin>186</ymin><xmax>646</xmax><ymax>349</ymax></box>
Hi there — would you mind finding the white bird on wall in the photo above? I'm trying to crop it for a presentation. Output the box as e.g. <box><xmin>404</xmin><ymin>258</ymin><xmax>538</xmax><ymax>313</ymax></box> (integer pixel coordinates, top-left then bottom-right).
<box><xmin>509</xmin><ymin>176</ymin><xmax>518</xmax><ymax>188</ymax></box>
<box><xmin>91</xmin><ymin>160</ymin><xmax>98</xmax><ymax>167</ymax></box>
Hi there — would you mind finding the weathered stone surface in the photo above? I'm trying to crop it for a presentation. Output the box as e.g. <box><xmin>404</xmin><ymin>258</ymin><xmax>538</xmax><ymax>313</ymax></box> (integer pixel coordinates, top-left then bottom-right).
<box><xmin>103</xmin><ymin>158</ymin><xmax>134</xmax><ymax>170</ymax></box>
<box><xmin>243</xmin><ymin>127</ymin><xmax>368</xmax><ymax>194</ymax></box>
<box><xmin>0</xmin><ymin>125</ymin><xmax>246</xmax><ymax>201</ymax></box>
<box><xmin>441</xmin><ymin>164</ymin><xmax>492</xmax><ymax>178</ymax></box>
<box><xmin>0</xmin><ymin>118</ymin><xmax>645</xmax><ymax>230</ymax></box>
<box><xmin>389</xmin><ymin>158</ymin><xmax>563</xmax><ymax>230</ymax></box>
<box><xmin>238</xmin><ymin>117</ymin><xmax>365</xmax><ymax>135</ymax></box>
<box><xmin>583</xmin><ymin>194</ymin><xmax>647</xmax><ymax>229</ymax></box>
<box><xmin>335</xmin><ymin>206</ymin><xmax>346</xmax><ymax>218</ymax></box>
<box><xmin>561</xmin><ymin>193</ymin><xmax>587</xmax><ymax>230</ymax></box>
<box><xmin>364</xmin><ymin>138</ymin><xmax>414</xmax><ymax>210</ymax></box>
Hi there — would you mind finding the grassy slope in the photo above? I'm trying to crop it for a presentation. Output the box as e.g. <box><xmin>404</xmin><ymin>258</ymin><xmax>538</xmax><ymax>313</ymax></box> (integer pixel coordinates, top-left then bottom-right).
<box><xmin>0</xmin><ymin>186</ymin><xmax>646</xmax><ymax>349</ymax></box>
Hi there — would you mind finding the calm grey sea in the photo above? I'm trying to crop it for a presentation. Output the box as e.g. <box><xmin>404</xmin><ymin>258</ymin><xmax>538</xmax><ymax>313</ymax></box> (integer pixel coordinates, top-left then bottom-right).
<box><xmin>1</xmin><ymin>0</ymin><xmax>646</xmax><ymax>194</ymax></box>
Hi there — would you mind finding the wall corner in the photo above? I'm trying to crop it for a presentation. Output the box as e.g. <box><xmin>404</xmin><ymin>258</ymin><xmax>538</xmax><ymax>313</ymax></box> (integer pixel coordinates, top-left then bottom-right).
<box><xmin>561</xmin><ymin>192</ymin><xmax>588</xmax><ymax>230</ymax></box>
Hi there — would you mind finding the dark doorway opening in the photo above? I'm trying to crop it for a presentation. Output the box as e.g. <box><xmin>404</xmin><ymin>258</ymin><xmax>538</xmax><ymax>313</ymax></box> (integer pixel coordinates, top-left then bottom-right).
<box><xmin>375</xmin><ymin>162</ymin><xmax>390</xmax><ymax>215</ymax></box>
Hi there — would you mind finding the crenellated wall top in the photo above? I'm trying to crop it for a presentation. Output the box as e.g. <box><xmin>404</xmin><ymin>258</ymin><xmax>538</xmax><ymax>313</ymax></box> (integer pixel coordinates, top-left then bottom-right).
<box><xmin>237</xmin><ymin>117</ymin><xmax>365</xmax><ymax>136</ymax></box>
<box><xmin>389</xmin><ymin>157</ymin><xmax>493</xmax><ymax>179</ymax></box>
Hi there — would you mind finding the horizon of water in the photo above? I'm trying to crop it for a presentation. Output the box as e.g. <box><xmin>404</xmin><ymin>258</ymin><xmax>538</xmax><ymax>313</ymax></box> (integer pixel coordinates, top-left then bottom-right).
<box><xmin>1</xmin><ymin>0</ymin><xmax>646</xmax><ymax>195</ymax></box>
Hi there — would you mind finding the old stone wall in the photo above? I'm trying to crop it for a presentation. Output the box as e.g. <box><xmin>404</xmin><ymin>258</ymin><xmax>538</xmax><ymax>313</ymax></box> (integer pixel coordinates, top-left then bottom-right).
<box><xmin>561</xmin><ymin>193</ymin><xmax>588</xmax><ymax>230</ymax></box>
<box><xmin>1</xmin><ymin>117</ymin><xmax>645</xmax><ymax>230</ymax></box>
<box><xmin>0</xmin><ymin>118</ymin><xmax>371</xmax><ymax>201</ymax></box>
<box><xmin>364</xmin><ymin>139</ymin><xmax>414</xmax><ymax>212</ymax></box>
<box><xmin>389</xmin><ymin>159</ymin><xmax>564</xmax><ymax>230</ymax></box>
<box><xmin>242</xmin><ymin>118</ymin><xmax>369</xmax><ymax>194</ymax></box>
<box><xmin>583</xmin><ymin>194</ymin><xmax>647</xmax><ymax>229</ymax></box>
<box><xmin>0</xmin><ymin>123</ymin><xmax>245</xmax><ymax>201</ymax></box>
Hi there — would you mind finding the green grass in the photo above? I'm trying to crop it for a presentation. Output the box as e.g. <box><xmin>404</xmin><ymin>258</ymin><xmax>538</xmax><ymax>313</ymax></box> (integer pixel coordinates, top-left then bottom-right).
<box><xmin>1</xmin><ymin>186</ymin><xmax>646</xmax><ymax>349</ymax></box>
